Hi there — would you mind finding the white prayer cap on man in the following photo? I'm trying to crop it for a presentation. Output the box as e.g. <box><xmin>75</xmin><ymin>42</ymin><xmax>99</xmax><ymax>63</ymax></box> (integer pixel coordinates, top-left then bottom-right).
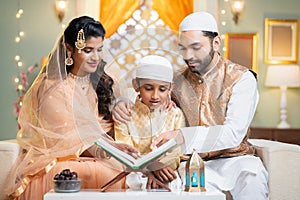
<box><xmin>179</xmin><ymin>12</ymin><xmax>218</xmax><ymax>33</ymax></box>
<box><xmin>136</xmin><ymin>55</ymin><xmax>173</xmax><ymax>83</ymax></box>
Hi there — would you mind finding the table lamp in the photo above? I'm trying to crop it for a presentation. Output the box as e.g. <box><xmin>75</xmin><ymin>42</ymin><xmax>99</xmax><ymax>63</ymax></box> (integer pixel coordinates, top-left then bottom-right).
<box><xmin>265</xmin><ymin>65</ymin><xmax>300</xmax><ymax>128</ymax></box>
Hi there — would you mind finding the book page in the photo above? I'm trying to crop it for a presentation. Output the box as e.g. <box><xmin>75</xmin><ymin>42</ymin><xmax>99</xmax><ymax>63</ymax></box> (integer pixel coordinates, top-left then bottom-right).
<box><xmin>133</xmin><ymin>139</ymin><xmax>177</xmax><ymax>168</ymax></box>
<box><xmin>95</xmin><ymin>138</ymin><xmax>177</xmax><ymax>170</ymax></box>
<box><xmin>95</xmin><ymin>138</ymin><xmax>137</xmax><ymax>166</ymax></box>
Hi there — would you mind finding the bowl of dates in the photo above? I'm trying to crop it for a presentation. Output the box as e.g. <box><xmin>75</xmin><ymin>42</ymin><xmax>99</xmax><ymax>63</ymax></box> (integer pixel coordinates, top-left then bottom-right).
<box><xmin>53</xmin><ymin>169</ymin><xmax>81</xmax><ymax>193</ymax></box>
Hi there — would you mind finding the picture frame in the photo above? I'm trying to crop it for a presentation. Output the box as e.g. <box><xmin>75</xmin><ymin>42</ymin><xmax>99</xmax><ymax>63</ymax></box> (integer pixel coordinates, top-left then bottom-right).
<box><xmin>224</xmin><ymin>33</ymin><xmax>258</xmax><ymax>73</ymax></box>
<box><xmin>264</xmin><ymin>18</ymin><xmax>299</xmax><ymax>64</ymax></box>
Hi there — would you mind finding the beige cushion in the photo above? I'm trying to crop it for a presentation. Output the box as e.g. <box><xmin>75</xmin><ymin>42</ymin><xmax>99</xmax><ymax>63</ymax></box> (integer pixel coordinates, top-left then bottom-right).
<box><xmin>0</xmin><ymin>140</ymin><xmax>19</xmax><ymax>200</ymax></box>
<box><xmin>249</xmin><ymin>139</ymin><xmax>300</xmax><ymax>200</ymax></box>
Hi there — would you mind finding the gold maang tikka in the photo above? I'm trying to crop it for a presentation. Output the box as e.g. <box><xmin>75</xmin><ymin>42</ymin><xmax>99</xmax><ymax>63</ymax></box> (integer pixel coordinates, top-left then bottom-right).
<box><xmin>75</xmin><ymin>28</ymin><xmax>86</xmax><ymax>53</ymax></box>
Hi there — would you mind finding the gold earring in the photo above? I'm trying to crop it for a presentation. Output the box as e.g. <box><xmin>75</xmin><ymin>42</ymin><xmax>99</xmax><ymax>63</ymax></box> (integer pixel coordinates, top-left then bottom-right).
<box><xmin>65</xmin><ymin>51</ymin><xmax>73</xmax><ymax>66</ymax></box>
<box><xmin>75</xmin><ymin>28</ymin><xmax>86</xmax><ymax>53</ymax></box>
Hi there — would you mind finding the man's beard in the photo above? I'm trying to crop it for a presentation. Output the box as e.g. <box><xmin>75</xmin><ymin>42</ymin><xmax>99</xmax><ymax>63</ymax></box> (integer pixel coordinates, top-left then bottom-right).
<box><xmin>184</xmin><ymin>47</ymin><xmax>214</xmax><ymax>75</ymax></box>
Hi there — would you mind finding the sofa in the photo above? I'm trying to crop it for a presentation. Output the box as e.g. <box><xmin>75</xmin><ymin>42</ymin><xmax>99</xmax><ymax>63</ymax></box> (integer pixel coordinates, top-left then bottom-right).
<box><xmin>0</xmin><ymin>139</ymin><xmax>299</xmax><ymax>200</ymax></box>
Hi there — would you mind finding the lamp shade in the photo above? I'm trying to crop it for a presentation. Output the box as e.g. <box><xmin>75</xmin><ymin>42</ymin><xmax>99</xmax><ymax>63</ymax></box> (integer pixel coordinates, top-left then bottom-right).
<box><xmin>265</xmin><ymin>65</ymin><xmax>300</xmax><ymax>87</ymax></box>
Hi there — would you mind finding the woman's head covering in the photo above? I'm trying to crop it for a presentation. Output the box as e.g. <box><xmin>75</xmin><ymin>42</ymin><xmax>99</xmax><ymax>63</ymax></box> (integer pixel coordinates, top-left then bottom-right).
<box><xmin>5</xmin><ymin>16</ymin><xmax>117</xmax><ymax>198</ymax></box>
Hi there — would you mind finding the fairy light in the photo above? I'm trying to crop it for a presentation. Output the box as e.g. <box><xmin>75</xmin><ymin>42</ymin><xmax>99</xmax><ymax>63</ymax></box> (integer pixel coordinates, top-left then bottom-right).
<box><xmin>220</xmin><ymin>1</ymin><xmax>229</xmax><ymax>28</ymax></box>
<box><xmin>17</xmin><ymin>61</ymin><xmax>23</xmax><ymax>67</ymax></box>
<box><xmin>14</xmin><ymin>77</ymin><xmax>20</xmax><ymax>83</ymax></box>
<box><xmin>15</xmin><ymin>55</ymin><xmax>20</xmax><ymax>61</ymax></box>
<box><xmin>18</xmin><ymin>8</ymin><xmax>23</xmax><ymax>14</ymax></box>
<box><xmin>14</xmin><ymin>0</ymin><xmax>24</xmax><ymax>96</ymax></box>
<box><xmin>15</xmin><ymin>36</ymin><xmax>21</xmax><ymax>42</ymax></box>
<box><xmin>15</xmin><ymin>1</ymin><xmax>24</xmax><ymax>67</ymax></box>
<box><xmin>221</xmin><ymin>0</ymin><xmax>230</xmax><ymax>54</ymax></box>
<box><xmin>13</xmin><ymin>1</ymin><xmax>38</xmax><ymax>128</ymax></box>
<box><xmin>17</xmin><ymin>84</ymin><xmax>23</xmax><ymax>91</ymax></box>
<box><xmin>221</xmin><ymin>35</ymin><xmax>227</xmax><ymax>52</ymax></box>
<box><xmin>19</xmin><ymin>31</ymin><xmax>24</xmax><ymax>37</ymax></box>
<box><xmin>13</xmin><ymin>0</ymin><xmax>25</xmax><ymax>124</ymax></box>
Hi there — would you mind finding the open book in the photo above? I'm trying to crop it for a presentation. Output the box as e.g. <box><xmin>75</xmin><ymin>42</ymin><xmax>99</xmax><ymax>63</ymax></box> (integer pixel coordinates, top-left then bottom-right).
<box><xmin>95</xmin><ymin>138</ymin><xmax>177</xmax><ymax>170</ymax></box>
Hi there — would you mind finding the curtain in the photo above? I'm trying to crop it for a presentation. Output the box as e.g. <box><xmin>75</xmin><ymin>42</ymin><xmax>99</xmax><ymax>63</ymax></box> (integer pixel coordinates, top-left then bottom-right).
<box><xmin>100</xmin><ymin>0</ymin><xmax>194</xmax><ymax>37</ymax></box>
<box><xmin>152</xmin><ymin>0</ymin><xmax>194</xmax><ymax>31</ymax></box>
<box><xmin>99</xmin><ymin>0</ymin><xmax>141</xmax><ymax>37</ymax></box>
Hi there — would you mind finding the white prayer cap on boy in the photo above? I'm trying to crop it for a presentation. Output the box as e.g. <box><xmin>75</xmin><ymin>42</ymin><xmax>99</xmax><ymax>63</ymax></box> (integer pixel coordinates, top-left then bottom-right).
<box><xmin>136</xmin><ymin>55</ymin><xmax>173</xmax><ymax>83</ymax></box>
<box><xmin>179</xmin><ymin>12</ymin><xmax>218</xmax><ymax>33</ymax></box>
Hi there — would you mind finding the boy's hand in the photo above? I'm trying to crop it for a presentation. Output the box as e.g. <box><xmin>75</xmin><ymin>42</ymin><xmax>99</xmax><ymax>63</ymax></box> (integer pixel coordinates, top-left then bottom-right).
<box><xmin>153</xmin><ymin>166</ymin><xmax>177</xmax><ymax>182</ymax></box>
<box><xmin>146</xmin><ymin>175</ymin><xmax>159</xmax><ymax>189</ymax></box>
<box><xmin>146</xmin><ymin>167</ymin><xmax>177</xmax><ymax>189</ymax></box>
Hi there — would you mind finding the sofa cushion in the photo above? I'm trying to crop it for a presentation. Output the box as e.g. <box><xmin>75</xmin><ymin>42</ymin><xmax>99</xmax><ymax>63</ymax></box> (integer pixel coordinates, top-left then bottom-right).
<box><xmin>0</xmin><ymin>140</ymin><xmax>20</xmax><ymax>200</ymax></box>
<box><xmin>249</xmin><ymin>139</ymin><xmax>300</xmax><ymax>200</ymax></box>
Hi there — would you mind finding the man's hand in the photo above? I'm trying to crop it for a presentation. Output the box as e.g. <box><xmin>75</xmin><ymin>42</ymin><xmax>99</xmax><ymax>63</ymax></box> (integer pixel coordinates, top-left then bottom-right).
<box><xmin>160</xmin><ymin>98</ymin><xmax>177</xmax><ymax>112</ymax></box>
<box><xmin>151</xmin><ymin>129</ymin><xmax>184</xmax><ymax>148</ymax></box>
<box><xmin>112</xmin><ymin>101</ymin><xmax>132</xmax><ymax>124</ymax></box>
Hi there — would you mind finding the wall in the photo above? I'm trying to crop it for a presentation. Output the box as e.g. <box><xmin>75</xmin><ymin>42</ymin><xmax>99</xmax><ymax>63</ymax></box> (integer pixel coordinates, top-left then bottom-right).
<box><xmin>0</xmin><ymin>0</ymin><xmax>299</xmax><ymax>140</ymax></box>
<box><xmin>0</xmin><ymin>0</ymin><xmax>76</xmax><ymax>140</ymax></box>
<box><xmin>216</xmin><ymin>0</ymin><xmax>300</xmax><ymax>128</ymax></box>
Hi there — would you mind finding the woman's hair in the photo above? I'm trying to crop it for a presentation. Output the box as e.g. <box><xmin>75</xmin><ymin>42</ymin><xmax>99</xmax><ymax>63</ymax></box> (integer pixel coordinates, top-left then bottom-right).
<box><xmin>64</xmin><ymin>16</ymin><xmax>115</xmax><ymax>120</ymax></box>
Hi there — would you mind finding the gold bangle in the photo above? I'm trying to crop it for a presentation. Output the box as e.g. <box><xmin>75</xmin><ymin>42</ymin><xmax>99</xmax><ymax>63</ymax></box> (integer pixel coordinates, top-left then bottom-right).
<box><xmin>95</xmin><ymin>146</ymin><xmax>111</xmax><ymax>159</ymax></box>
<box><xmin>94</xmin><ymin>146</ymin><xmax>101</xmax><ymax>158</ymax></box>
<box><xmin>100</xmin><ymin>149</ymin><xmax>111</xmax><ymax>159</ymax></box>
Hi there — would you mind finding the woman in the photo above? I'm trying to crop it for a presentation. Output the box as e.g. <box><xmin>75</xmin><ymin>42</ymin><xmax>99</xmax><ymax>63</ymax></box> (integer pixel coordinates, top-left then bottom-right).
<box><xmin>5</xmin><ymin>16</ymin><xmax>137</xmax><ymax>200</ymax></box>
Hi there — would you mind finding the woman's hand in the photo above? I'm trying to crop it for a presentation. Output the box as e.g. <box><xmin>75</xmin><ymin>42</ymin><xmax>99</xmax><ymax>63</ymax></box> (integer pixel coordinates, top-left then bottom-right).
<box><xmin>113</xmin><ymin>142</ymin><xmax>140</xmax><ymax>159</ymax></box>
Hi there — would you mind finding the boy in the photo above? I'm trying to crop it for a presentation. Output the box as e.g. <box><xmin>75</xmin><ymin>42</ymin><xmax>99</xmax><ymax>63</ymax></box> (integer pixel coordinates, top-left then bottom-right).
<box><xmin>114</xmin><ymin>55</ymin><xmax>186</xmax><ymax>190</ymax></box>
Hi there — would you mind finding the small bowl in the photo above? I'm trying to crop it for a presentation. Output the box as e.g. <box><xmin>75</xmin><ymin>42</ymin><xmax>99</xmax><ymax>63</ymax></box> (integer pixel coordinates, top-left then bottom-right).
<box><xmin>53</xmin><ymin>179</ymin><xmax>82</xmax><ymax>193</ymax></box>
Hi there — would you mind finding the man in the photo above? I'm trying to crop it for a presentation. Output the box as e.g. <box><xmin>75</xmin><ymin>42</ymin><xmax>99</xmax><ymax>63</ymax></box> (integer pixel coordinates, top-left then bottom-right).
<box><xmin>113</xmin><ymin>12</ymin><xmax>268</xmax><ymax>199</ymax></box>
